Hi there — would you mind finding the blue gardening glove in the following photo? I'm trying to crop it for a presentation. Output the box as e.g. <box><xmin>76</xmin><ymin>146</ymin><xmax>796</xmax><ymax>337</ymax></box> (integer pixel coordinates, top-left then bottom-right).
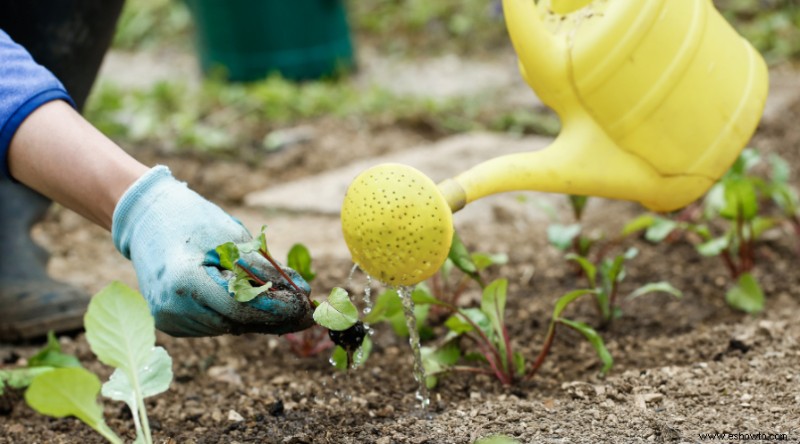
<box><xmin>112</xmin><ymin>166</ymin><xmax>314</xmax><ymax>337</ymax></box>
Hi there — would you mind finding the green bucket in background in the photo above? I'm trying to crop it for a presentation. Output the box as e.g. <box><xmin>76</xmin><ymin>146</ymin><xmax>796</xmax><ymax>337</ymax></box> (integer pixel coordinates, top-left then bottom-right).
<box><xmin>184</xmin><ymin>0</ymin><xmax>355</xmax><ymax>81</ymax></box>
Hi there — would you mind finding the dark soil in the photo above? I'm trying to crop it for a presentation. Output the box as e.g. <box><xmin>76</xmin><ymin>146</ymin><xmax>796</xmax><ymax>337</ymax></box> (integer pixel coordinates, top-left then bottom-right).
<box><xmin>1</xmin><ymin>80</ymin><xmax>800</xmax><ymax>444</ymax></box>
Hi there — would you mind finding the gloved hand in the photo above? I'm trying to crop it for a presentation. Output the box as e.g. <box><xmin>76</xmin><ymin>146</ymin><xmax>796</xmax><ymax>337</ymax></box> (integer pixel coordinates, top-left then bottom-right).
<box><xmin>112</xmin><ymin>166</ymin><xmax>314</xmax><ymax>337</ymax></box>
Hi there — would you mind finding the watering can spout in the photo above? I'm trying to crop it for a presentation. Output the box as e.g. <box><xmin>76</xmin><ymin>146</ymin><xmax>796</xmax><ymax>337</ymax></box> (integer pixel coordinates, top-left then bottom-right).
<box><xmin>438</xmin><ymin>111</ymin><xmax>717</xmax><ymax>214</ymax></box>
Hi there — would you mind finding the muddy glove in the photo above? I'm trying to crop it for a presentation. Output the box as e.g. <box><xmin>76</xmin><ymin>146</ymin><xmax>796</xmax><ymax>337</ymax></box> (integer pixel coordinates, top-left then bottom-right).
<box><xmin>112</xmin><ymin>166</ymin><xmax>314</xmax><ymax>337</ymax></box>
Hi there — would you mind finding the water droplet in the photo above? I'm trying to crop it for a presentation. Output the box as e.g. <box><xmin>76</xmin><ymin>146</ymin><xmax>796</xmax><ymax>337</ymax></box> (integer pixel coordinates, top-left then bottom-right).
<box><xmin>397</xmin><ymin>285</ymin><xmax>430</xmax><ymax>410</ymax></box>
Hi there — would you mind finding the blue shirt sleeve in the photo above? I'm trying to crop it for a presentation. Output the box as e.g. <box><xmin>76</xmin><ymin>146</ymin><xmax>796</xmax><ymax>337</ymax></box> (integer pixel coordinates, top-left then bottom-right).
<box><xmin>0</xmin><ymin>29</ymin><xmax>76</xmax><ymax>179</ymax></box>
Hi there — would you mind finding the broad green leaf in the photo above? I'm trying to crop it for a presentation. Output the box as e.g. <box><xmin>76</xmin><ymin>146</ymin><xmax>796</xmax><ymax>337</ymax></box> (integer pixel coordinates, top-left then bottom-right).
<box><xmin>448</xmin><ymin>231</ymin><xmax>478</xmax><ymax>276</ymax></box>
<box><xmin>621</xmin><ymin>214</ymin><xmax>655</xmax><ymax>236</ymax></box>
<box><xmin>214</xmin><ymin>242</ymin><xmax>240</xmax><ymax>271</ymax></box>
<box><xmin>627</xmin><ymin>282</ymin><xmax>682</xmax><ymax>300</ymax></box>
<box><xmin>703</xmin><ymin>183</ymin><xmax>726</xmax><ymax>218</ymax></box>
<box><xmin>565</xmin><ymin>254</ymin><xmax>596</xmax><ymax>287</ymax></box>
<box><xmin>27</xmin><ymin>331</ymin><xmax>82</xmax><ymax>369</ymax></box>
<box><xmin>287</xmin><ymin>243</ymin><xmax>316</xmax><ymax>283</ymax></box>
<box><xmin>411</xmin><ymin>286</ymin><xmax>440</xmax><ymax>305</ymax></box>
<box><xmin>475</xmin><ymin>435</ymin><xmax>521</xmax><ymax>444</ymax></box>
<box><xmin>553</xmin><ymin>289</ymin><xmax>596</xmax><ymax>320</ymax></box>
<box><xmin>471</xmin><ymin>252</ymin><xmax>508</xmax><ymax>271</ymax></box>
<box><xmin>547</xmin><ymin>223</ymin><xmax>581</xmax><ymax>251</ymax></box>
<box><xmin>558</xmin><ymin>318</ymin><xmax>613</xmax><ymax>375</ymax></box>
<box><xmin>0</xmin><ymin>367</ymin><xmax>54</xmax><ymax>395</ymax></box>
<box><xmin>313</xmin><ymin>287</ymin><xmax>359</xmax><ymax>331</ymax></box>
<box><xmin>25</xmin><ymin>368</ymin><xmax>122</xmax><ymax>444</ymax></box>
<box><xmin>481</xmin><ymin>279</ymin><xmax>508</xmax><ymax>339</ymax></box>
<box><xmin>330</xmin><ymin>336</ymin><xmax>373</xmax><ymax>371</ymax></box>
<box><xmin>725</xmin><ymin>273</ymin><xmax>765</xmax><ymax>314</ymax></box>
<box><xmin>721</xmin><ymin>178</ymin><xmax>758</xmax><ymax>221</ymax></box>
<box><xmin>644</xmin><ymin>218</ymin><xmax>678</xmax><ymax>243</ymax></box>
<box><xmin>232</xmin><ymin>281</ymin><xmax>272</xmax><ymax>303</ymax></box>
<box><xmin>421</xmin><ymin>342</ymin><xmax>461</xmax><ymax>388</ymax></box>
<box><xmin>446</xmin><ymin>308</ymin><xmax>492</xmax><ymax>337</ymax></box>
<box><xmin>697</xmin><ymin>236</ymin><xmax>730</xmax><ymax>256</ymax></box>
<box><xmin>85</xmin><ymin>282</ymin><xmax>156</xmax><ymax>374</ymax></box>
<box><xmin>102</xmin><ymin>346</ymin><xmax>173</xmax><ymax>408</ymax></box>
<box><xmin>236</xmin><ymin>238</ymin><xmax>261</xmax><ymax>255</ymax></box>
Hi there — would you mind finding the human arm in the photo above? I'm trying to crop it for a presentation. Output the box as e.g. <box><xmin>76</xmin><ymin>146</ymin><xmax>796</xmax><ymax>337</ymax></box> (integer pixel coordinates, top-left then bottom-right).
<box><xmin>1</xmin><ymin>30</ymin><xmax>313</xmax><ymax>336</ymax></box>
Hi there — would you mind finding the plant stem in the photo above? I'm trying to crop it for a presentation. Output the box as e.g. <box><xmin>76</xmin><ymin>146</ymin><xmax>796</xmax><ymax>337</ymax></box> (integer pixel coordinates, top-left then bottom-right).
<box><xmin>236</xmin><ymin>264</ymin><xmax>267</xmax><ymax>286</ymax></box>
<box><xmin>259</xmin><ymin>248</ymin><xmax>312</xmax><ymax>304</ymax></box>
<box><xmin>526</xmin><ymin>322</ymin><xmax>556</xmax><ymax>380</ymax></box>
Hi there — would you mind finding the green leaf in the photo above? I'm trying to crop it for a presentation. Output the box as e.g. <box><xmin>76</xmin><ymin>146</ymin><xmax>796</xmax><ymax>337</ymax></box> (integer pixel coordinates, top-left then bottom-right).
<box><xmin>232</xmin><ymin>280</ymin><xmax>272</xmax><ymax>303</ymax></box>
<box><xmin>421</xmin><ymin>342</ymin><xmax>461</xmax><ymax>388</ymax></box>
<box><xmin>621</xmin><ymin>214</ymin><xmax>655</xmax><ymax>236</ymax></box>
<box><xmin>411</xmin><ymin>286</ymin><xmax>440</xmax><ymax>305</ymax></box>
<box><xmin>313</xmin><ymin>287</ymin><xmax>359</xmax><ymax>331</ymax></box>
<box><xmin>85</xmin><ymin>282</ymin><xmax>156</xmax><ymax>376</ymax></box>
<box><xmin>475</xmin><ymin>435</ymin><xmax>521</xmax><ymax>444</ymax></box>
<box><xmin>448</xmin><ymin>231</ymin><xmax>480</xmax><ymax>283</ymax></box>
<box><xmin>363</xmin><ymin>289</ymin><xmax>402</xmax><ymax>324</ymax></box>
<box><xmin>558</xmin><ymin>318</ymin><xmax>613</xmax><ymax>375</ymax></box>
<box><xmin>769</xmin><ymin>153</ymin><xmax>791</xmax><ymax>184</ymax></box>
<box><xmin>330</xmin><ymin>336</ymin><xmax>373</xmax><ymax>371</ymax></box>
<box><xmin>547</xmin><ymin>223</ymin><xmax>582</xmax><ymax>251</ymax></box>
<box><xmin>471</xmin><ymin>252</ymin><xmax>508</xmax><ymax>271</ymax></box>
<box><xmin>446</xmin><ymin>308</ymin><xmax>492</xmax><ymax>337</ymax></box>
<box><xmin>721</xmin><ymin>178</ymin><xmax>758</xmax><ymax>221</ymax></box>
<box><xmin>481</xmin><ymin>279</ymin><xmax>508</xmax><ymax>339</ymax></box>
<box><xmin>101</xmin><ymin>346</ymin><xmax>173</xmax><ymax>410</ymax></box>
<box><xmin>214</xmin><ymin>242</ymin><xmax>240</xmax><ymax>271</ymax></box>
<box><xmin>553</xmin><ymin>289</ymin><xmax>596</xmax><ymax>320</ymax></box>
<box><xmin>725</xmin><ymin>273</ymin><xmax>765</xmax><ymax>314</ymax></box>
<box><xmin>27</xmin><ymin>331</ymin><xmax>82</xmax><ymax>369</ymax></box>
<box><xmin>644</xmin><ymin>217</ymin><xmax>678</xmax><ymax>243</ymax></box>
<box><xmin>627</xmin><ymin>282</ymin><xmax>682</xmax><ymax>300</ymax></box>
<box><xmin>0</xmin><ymin>367</ymin><xmax>54</xmax><ymax>395</ymax></box>
<box><xmin>565</xmin><ymin>254</ymin><xmax>596</xmax><ymax>287</ymax></box>
<box><xmin>751</xmin><ymin>216</ymin><xmax>777</xmax><ymax>239</ymax></box>
<box><xmin>513</xmin><ymin>352</ymin><xmax>526</xmax><ymax>377</ymax></box>
<box><xmin>25</xmin><ymin>368</ymin><xmax>123</xmax><ymax>444</ymax></box>
<box><xmin>84</xmin><ymin>281</ymin><xmax>169</xmax><ymax>444</ymax></box>
<box><xmin>697</xmin><ymin>236</ymin><xmax>730</xmax><ymax>256</ymax></box>
<box><xmin>287</xmin><ymin>243</ymin><xmax>316</xmax><ymax>283</ymax></box>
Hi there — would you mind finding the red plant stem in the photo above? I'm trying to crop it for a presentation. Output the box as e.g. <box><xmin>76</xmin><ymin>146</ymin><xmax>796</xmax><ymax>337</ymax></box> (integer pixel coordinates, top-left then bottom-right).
<box><xmin>526</xmin><ymin>322</ymin><xmax>556</xmax><ymax>380</ymax></box>
<box><xmin>452</xmin><ymin>308</ymin><xmax>505</xmax><ymax>373</ymax></box>
<box><xmin>236</xmin><ymin>264</ymin><xmax>268</xmax><ymax>287</ymax></box>
<box><xmin>500</xmin><ymin>322</ymin><xmax>514</xmax><ymax>380</ymax></box>
<box><xmin>259</xmin><ymin>248</ymin><xmax>311</xmax><ymax>304</ymax></box>
<box><xmin>448</xmin><ymin>366</ymin><xmax>497</xmax><ymax>376</ymax></box>
<box><xmin>720</xmin><ymin>249</ymin><xmax>739</xmax><ymax>279</ymax></box>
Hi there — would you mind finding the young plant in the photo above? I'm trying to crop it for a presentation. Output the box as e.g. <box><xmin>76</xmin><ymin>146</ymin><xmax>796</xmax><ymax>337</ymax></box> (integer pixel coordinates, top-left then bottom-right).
<box><xmin>214</xmin><ymin>226</ymin><xmax>312</xmax><ymax>305</ymax></box>
<box><xmin>0</xmin><ymin>331</ymin><xmax>83</xmax><ymax>398</ymax></box>
<box><xmin>639</xmin><ymin>149</ymin><xmax>790</xmax><ymax>314</ymax></box>
<box><xmin>24</xmin><ymin>282</ymin><xmax>173</xmax><ymax>444</ymax></box>
<box><xmin>542</xmin><ymin>195</ymin><xmax>596</xmax><ymax>258</ymax></box>
<box><xmin>313</xmin><ymin>287</ymin><xmax>371</xmax><ymax>370</ymax></box>
<box><xmin>417</xmin><ymin>280</ymin><xmax>614</xmax><ymax>387</ymax></box>
<box><xmin>566</xmin><ymin>248</ymin><xmax>682</xmax><ymax>326</ymax></box>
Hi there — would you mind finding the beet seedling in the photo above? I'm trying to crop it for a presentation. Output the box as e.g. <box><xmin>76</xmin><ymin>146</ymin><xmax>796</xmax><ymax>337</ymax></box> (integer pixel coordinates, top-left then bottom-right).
<box><xmin>214</xmin><ymin>226</ymin><xmax>312</xmax><ymax>305</ymax></box>
<box><xmin>313</xmin><ymin>287</ymin><xmax>371</xmax><ymax>370</ymax></box>
<box><xmin>638</xmin><ymin>149</ymin><xmax>789</xmax><ymax>314</ymax></box>
<box><xmin>566</xmin><ymin>248</ymin><xmax>682</xmax><ymax>326</ymax></box>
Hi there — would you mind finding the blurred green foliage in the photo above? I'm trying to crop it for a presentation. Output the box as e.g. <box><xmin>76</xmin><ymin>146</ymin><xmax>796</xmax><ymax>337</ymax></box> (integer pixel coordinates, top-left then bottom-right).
<box><xmin>113</xmin><ymin>0</ymin><xmax>192</xmax><ymax>50</ymax></box>
<box><xmin>715</xmin><ymin>0</ymin><xmax>800</xmax><ymax>63</ymax></box>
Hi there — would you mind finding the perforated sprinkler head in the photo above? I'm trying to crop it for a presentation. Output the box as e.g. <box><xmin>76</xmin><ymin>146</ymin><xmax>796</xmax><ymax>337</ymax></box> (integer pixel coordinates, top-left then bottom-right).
<box><xmin>341</xmin><ymin>163</ymin><xmax>454</xmax><ymax>286</ymax></box>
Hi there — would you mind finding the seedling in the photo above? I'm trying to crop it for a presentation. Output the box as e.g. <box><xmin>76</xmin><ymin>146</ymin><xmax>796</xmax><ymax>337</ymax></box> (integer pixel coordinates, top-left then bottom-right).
<box><xmin>0</xmin><ymin>331</ymin><xmax>82</xmax><ymax>399</ymax></box>
<box><xmin>566</xmin><ymin>248</ymin><xmax>682</xmax><ymax>326</ymax></box>
<box><xmin>23</xmin><ymin>282</ymin><xmax>174</xmax><ymax>444</ymax></box>
<box><xmin>313</xmin><ymin>287</ymin><xmax>372</xmax><ymax>370</ymax></box>
<box><xmin>638</xmin><ymin>149</ymin><xmax>792</xmax><ymax>314</ymax></box>
<box><xmin>214</xmin><ymin>226</ymin><xmax>311</xmax><ymax>305</ymax></box>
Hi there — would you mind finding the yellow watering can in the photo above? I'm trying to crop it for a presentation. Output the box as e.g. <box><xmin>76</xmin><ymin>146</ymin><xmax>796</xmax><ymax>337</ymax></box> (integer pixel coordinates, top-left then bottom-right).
<box><xmin>341</xmin><ymin>0</ymin><xmax>769</xmax><ymax>286</ymax></box>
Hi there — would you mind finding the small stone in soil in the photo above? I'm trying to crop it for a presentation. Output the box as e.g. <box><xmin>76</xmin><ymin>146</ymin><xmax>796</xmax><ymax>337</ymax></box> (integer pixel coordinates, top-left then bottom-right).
<box><xmin>269</xmin><ymin>399</ymin><xmax>285</xmax><ymax>417</ymax></box>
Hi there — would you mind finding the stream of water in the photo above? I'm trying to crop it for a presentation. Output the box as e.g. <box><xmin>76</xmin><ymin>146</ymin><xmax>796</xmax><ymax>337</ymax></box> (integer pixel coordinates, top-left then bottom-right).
<box><xmin>397</xmin><ymin>286</ymin><xmax>430</xmax><ymax>409</ymax></box>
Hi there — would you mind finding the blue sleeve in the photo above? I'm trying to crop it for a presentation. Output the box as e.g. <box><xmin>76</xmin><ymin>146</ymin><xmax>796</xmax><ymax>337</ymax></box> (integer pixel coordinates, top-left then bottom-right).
<box><xmin>0</xmin><ymin>29</ymin><xmax>76</xmax><ymax>179</ymax></box>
